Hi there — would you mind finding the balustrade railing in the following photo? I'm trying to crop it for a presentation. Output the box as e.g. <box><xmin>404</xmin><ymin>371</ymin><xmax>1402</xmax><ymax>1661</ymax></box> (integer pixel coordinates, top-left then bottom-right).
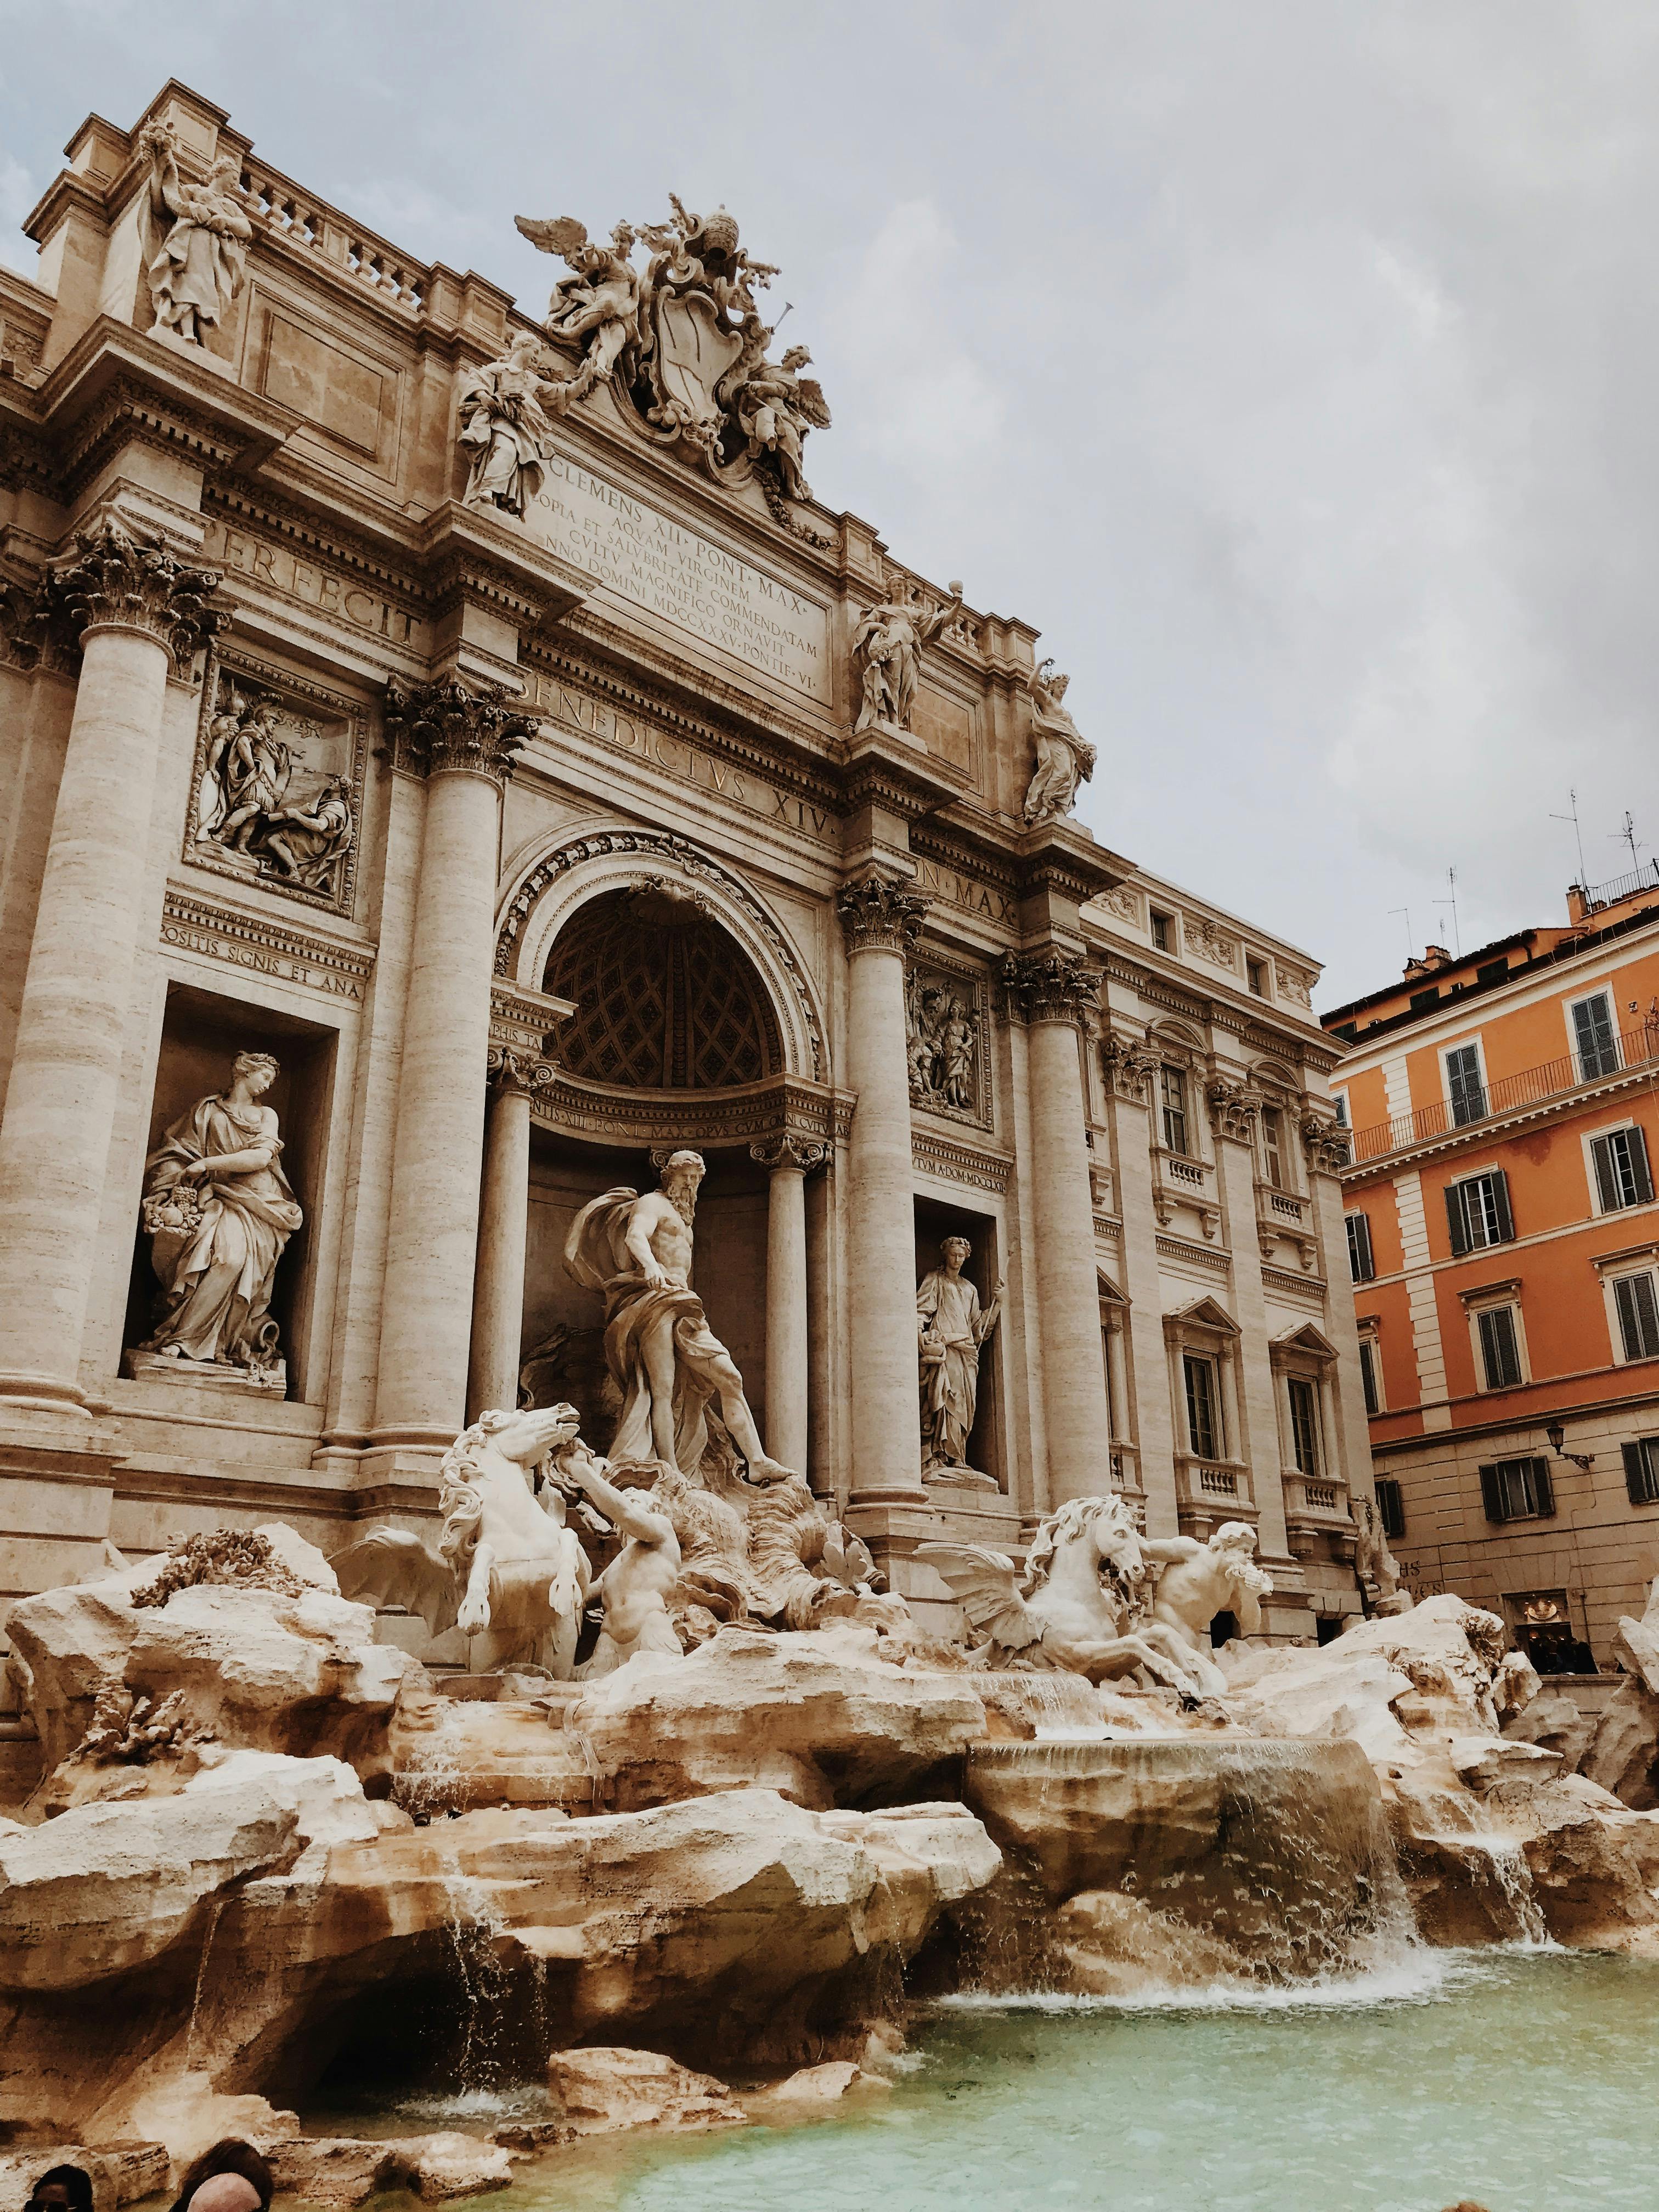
<box><xmin>1350</xmin><ymin>1019</ymin><xmax>1659</xmax><ymax>1163</ymax></box>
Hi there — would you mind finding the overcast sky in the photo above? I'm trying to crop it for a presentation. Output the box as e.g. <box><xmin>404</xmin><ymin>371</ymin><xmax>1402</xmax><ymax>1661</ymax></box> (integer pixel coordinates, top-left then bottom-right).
<box><xmin>3</xmin><ymin>2</ymin><xmax>1655</xmax><ymax>1006</ymax></box>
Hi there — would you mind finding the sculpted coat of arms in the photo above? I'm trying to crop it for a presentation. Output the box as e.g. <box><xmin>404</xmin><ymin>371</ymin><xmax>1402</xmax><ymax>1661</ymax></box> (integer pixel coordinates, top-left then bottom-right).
<box><xmin>459</xmin><ymin>196</ymin><xmax>830</xmax><ymax>525</ymax></box>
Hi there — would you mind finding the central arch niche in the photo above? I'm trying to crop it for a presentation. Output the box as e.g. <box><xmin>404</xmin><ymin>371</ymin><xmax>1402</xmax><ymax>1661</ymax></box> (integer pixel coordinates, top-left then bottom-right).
<box><xmin>543</xmin><ymin>884</ymin><xmax>783</xmax><ymax>1092</ymax></box>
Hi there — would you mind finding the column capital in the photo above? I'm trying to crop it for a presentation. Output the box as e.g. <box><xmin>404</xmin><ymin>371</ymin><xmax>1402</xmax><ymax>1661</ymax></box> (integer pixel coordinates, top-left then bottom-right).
<box><xmin>1300</xmin><ymin>1109</ymin><xmax>1351</xmax><ymax>1176</ymax></box>
<box><xmin>1207</xmin><ymin>1078</ymin><xmax>1262</xmax><ymax>1143</ymax></box>
<box><xmin>751</xmin><ymin>1134</ymin><xmax>830</xmax><ymax>1175</ymax></box>
<box><xmin>383</xmin><ymin>672</ymin><xmax>536</xmax><ymax>785</ymax></box>
<box><xmin>44</xmin><ymin>516</ymin><xmax>228</xmax><ymax>671</ymax></box>
<box><xmin>487</xmin><ymin>1042</ymin><xmax>557</xmax><ymax>1099</ymax></box>
<box><xmin>1001</xmin><ymin>947</ymin><xmax>1102</xmax><ymax>1030</ymax></box>
<box><xmin>836</xmin><ymin>871</ymin><xmax>930</xmax><ymax>957</ymax></box>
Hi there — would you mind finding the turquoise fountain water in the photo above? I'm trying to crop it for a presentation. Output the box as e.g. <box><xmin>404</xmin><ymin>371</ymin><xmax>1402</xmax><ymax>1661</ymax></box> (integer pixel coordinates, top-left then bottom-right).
<box><xmin>319</xmin><ymin>1948</ymin><xmax>1659</xmax><ymax>2212</ymax></box>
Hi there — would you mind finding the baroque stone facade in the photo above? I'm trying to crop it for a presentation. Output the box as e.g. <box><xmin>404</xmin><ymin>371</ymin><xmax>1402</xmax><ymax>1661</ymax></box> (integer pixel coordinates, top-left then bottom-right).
<box><xmin>0</xmin><ymin>80</ymin><xmax>1372</xmax><ymax>1644</ymax></box>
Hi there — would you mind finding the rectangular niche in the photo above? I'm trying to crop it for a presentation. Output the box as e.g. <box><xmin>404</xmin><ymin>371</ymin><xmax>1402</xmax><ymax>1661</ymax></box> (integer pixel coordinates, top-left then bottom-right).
<box><xmin>183</xmin><ymin>646</ymin><xmax>368</xmax><ymax>918</ymax></box>
<box><xmin>123</xmin><ymin>983</ymin><xmax>338</xmax><ymax>1402</ymax></box>
<box><xmin>915</xmin><ymin>1193</ymin><xmax>1006</xmax><ymax>1491</ymax></box>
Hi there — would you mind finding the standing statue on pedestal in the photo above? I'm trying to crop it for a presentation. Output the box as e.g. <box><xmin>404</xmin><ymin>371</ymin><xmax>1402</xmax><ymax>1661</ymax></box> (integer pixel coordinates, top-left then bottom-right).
<box><xmin>139</xmin><ymin>121</ymin><xmax>253</xmax><ymax>347</ymax></box>
<box><xmin>917</xmin><ymin>1237</ymin><xmax>1002</xmax><ymax>1476</ymax></box>
<box><xmin>458</xmin><ymin>329</ymin><xmax>561</xmax><ymax>518</ymax></box>
<box><xmin>133</xmin><ymin>1052</ymin><xmax>302</xmax><ymax>1387</ymax></box>
<box><xmin>564</xmin><ymin>1149</ymin><xmax>791</xmax><ymax>1481</ymax></box>
<box><xmin>851</xmin><ymin>580</ymin><xmax>964</xmax><ymax>737</ymax></box>
<box><xmin>1021</xmin><ymin>660</ymin><xmax>1096</xmax><ymax>827</ymax></box>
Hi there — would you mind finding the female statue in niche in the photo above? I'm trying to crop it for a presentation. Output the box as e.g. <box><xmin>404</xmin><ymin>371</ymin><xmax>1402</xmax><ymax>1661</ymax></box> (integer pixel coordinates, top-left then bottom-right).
<box><xmin>137</xmin><ymin>1052</ymin><xmax>303</xmax><ymax>1384</ymax></box>
<box><xmin>917</xmin><ymin>1235</ymin><xmax>1002</xmax><ymax>1474</ymax></box>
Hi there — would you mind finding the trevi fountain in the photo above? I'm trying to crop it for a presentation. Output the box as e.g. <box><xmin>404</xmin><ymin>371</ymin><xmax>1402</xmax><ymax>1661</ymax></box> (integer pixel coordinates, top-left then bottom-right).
<box><xmin>0</xmin><ymin>80</ymin><xmax>1656</xmax><ymax>2212</ymax></box>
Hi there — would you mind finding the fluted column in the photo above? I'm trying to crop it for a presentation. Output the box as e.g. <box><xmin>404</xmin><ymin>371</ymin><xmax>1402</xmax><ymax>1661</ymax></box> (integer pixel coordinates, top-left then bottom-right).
<box><xmin>838</xmin><ymin>874</ymin><xmax>929</xmax><ymax>1497</ymax></box>
<box><xmin>1006</xmin><ymin>949</ymin><xmax>1114</xmax><ymax>1501</ymax></box>
<box><xmin>373</xmin><ymin>676</ymin><xmax>534</xmax><ymax>1448</ymax></box>
<box><xmin>752</xmin><ymin>1134</ymin><xmax>827</xmax><ymax>1474</ymax></box>
<box><xmin>466</xmin><ymin>1045</ymin><xmax>556</xmax><ymax>1423</ymax></box>
<box><xmin>0</xmin><ymin>520</ymin><xmax>225</xmax><ymax>1408</ymax></box>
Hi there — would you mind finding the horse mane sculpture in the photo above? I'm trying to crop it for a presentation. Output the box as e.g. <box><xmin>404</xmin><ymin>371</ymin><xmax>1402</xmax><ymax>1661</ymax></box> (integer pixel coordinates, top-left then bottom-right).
<box><xmin>918</xmin><ymin>1493</ymin><xmax>1213</xmax><ymax>1693</ymax></box>
<box><xmin>332</xmin><ymin>1404</ymin><xmax>593</xmax><ymax>1676</ymax></box>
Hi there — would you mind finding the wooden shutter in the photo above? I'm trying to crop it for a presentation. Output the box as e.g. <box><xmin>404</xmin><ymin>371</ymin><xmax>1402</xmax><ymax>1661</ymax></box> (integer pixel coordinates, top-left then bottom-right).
<box><xmin>1479</xmin><ymin>1463</ymin><xmax>1507</xmax><ymax>1522</ymax></box>
<box><xmin>1445</xmin><ymin>1183</ymin><xmax>1469</xmax><ymax>1256</ymax></box>
<box><xmin>1530</xmin><ymin>1457</ymin><xmax>1555</xmax><ymax>1517</ymax></box>
<box><xmin>1491</xmin><ymin>1170</ymin><xmax>1515</xmax><ymax>1243</ymax></box>
<box><xmin>1591</xmin><ymin>1133</ymin><xmax>1622</xmax><ymax>1213</ymax></box>
<box><xmin>1629</xmin><ymin>1127</ymin><xmax>1655</xmax><ymax>1206</ymax></box>
<box><xmin>1624</xmin><ymin>1440</ymin><xmax>1649</xmax><ymax>1504</ymax></box>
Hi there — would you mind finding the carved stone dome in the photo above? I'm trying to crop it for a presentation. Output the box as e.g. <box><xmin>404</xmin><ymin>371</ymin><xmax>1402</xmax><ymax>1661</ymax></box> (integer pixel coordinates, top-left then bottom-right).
<box><xmin>544</xmin><ymin>885</ymin><xmax>782</xmax><ymax>1091</ymax></box>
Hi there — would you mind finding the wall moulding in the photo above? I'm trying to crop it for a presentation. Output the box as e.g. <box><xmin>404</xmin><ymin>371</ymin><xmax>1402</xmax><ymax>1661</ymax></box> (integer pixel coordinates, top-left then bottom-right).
<box><xmin>912</xmin><ymin>1132</ymin><xmax>1012</xmax><ymax>1195</ymax></box>
<box><xmin>530</xmin><ymin>1069</ymin><xmax>839</xmax><ymax>1154</ymax></box>
<box><xmin>494</xmin><ymin>823</ymin><xmax>827</xmax><ymax>1084</ymax></box>
<box><xmin>199</xmin><ymin>500</ymin><xmax>429</xmax><ymax>658</ymax></box>
<box><xmin>160</xmin><ymin>884</ymin><xmax>375</xmax><ymax>1005</ymax></box>
<box><xmin>1153</xmin><ymin>1231</ymin><xmax>1233</xmax><ymax>1278</ymax></box>
<box><xmin>184</xmin><ymin>644</ymin><xmax>368</xmax><ymax>917</ymax></box>
<box><xmin>1261</xmin><ymin>1264</ymin><xmax>1328</xmax><ymax>1304</ymax></box>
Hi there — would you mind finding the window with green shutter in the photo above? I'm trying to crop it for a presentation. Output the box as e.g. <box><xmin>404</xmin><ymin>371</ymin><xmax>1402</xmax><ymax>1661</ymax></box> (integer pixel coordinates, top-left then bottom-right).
<box><xmin>1479</xmin><ymin>1455</ymin><xmax>1554</xmax><ymax>1522</ymax></box>
<box><xmin>1613</xmin><ymin>1271</ymin><xmax>1659</xmax><ymax>1362</ymax></box>
<box><xmin>1375</xmin><ymin>1476</ymin><xmax>1406</xmax><ymax>1538</ymax></box>
<box><xmin>1572</xmin><ymin>992</ymin><xmax>1620</xmax><ymax>1080</ymax></box>
<box><xmin>1475</xmin><ymin>1305</ymin><xmax>1523</xmax><ymax>1390</ymax></box>
<box><xmin>1346</xmin><ymin>1212</ymin><xmax>1375</xmax><ymax>1282</ymax></box>
<box><xmin>1446</xmin><ymin>1170</ymin><xmax>1515</xmax><ymax>1254</ymax></box>
<box><xmin>1446</xmin><ymin>1043</ymin><xmax>1487</xmax><ymax>1126</ymax></box>
<box><xmin>1621</xmin><ymin>1438</ymin><xmax>1659</xmax><ymax>1505</ymax></box>
<box><xmin>1358</xmin><ymin>1338</ymin><xmax>1381</xmax><ymax>1415</ymax></box>
<box><xmin>1590</xmin><ymin>1126</ymin><xmax>1654</xmax><ymax>1213</ymax></box>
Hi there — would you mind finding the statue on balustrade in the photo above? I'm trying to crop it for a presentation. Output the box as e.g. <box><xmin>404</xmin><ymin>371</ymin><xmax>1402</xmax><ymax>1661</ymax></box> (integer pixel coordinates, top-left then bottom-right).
<box><xmin>1021</xmin><ymin>660</ymin><xmax>1096</xmax><ymax>827</ymax></box>
<box><xmin>133</xmin><ymin>1052</ymin><xmax>303</xmax><ymax>1387</ymax></box>
<box><xmin>850</xmin><ymin>580</ymin><xmax>964</xmax><ymax>737</ymax></box>
<box><xmin>458</xmin><ymin>329</ymin><xmax>562</xmax><ymax>518</ymax></box>
<box><xmin>140</xmin><ymin>120</ymin><xmax>254</xmax><ymax>346</ymax></box>
<box><xmin>1142</xmin><ymin>1522</ymin><xmax>1274</xmax><ymax>1692</ymax></box>
<box><xmin>564</xmin><ymin>1148</ymin><xmax>792</xmax><ymax>1482</ymax></box>
<box><xmin>917</xmin><ymin>1237</ymin><xmax>1002</xmax><ymax>1476</ymax></box>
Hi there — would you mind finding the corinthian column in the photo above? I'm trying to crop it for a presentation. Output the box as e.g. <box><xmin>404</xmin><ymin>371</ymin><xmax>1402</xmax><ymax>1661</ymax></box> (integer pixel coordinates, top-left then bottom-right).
<box><xmin>837</xmin><ymin>873</ymin><xmax>929</xmax><ymax>1498</ymax></box>
<box><xmin>0</xmin><ymin>520</ymin><xmax>225</xmax><ymax>1409</ymax></box>
<box><xmin>373</xmin><ymin>676</ymin><xmax>535</xmax><ymax>1450</ymax></box>
<box><xmin>466</xmin><ymin>1045</ymin><xmax>556</xmax><ymax>1423</ymax></box>
<box><xmin>751</xmin><ymin>1134</ymin><xmax>828</xmax><ymax>1475</ymax></box>
<box><xmin>1006</xmin><ymin>949</ymin><xmax>1114</xmax><ymax>1501</ymax></box>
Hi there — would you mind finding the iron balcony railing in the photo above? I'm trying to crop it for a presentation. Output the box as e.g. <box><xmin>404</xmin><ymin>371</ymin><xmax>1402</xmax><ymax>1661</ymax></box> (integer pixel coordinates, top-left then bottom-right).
<box><xmin>1350</xmin><ymin>1019</ymin><xmax>1659</xmax><ymax>1163</ymax></box>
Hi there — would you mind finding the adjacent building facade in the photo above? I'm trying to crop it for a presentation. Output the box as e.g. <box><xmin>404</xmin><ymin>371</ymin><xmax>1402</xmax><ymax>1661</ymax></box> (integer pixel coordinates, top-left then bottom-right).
<box><xmin>0</xmin><ymin>80</ymin><xmax>1373</xmax><ymax>1656</ymax></box>
<box><xmin>1325</xmin><ymin>871</ymin><xmax>1659</xmax><ymax>1669</ymax></box>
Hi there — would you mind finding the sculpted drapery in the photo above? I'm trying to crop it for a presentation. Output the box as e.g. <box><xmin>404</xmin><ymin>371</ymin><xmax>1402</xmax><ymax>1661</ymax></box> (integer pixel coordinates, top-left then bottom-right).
<box><xmin>917</xmin><ymin>1237</ymin><xmax>1001</xmax><ymax>1472</ymax></box>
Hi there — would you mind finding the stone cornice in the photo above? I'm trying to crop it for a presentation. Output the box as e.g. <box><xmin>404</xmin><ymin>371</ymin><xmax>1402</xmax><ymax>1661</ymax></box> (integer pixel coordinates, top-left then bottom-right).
<box><xmin>382</xmin><ymin>672</ymin><xmax>535</xmax><ymax>785</ymax></box>
<box><xmin>912</xmin><ymin>1131</ymin><xmax>1012</xmax><ymax>1194</ymax></box>
<box><xmin>831</xmin><ymin>725</ymin><xmax>972</xmax><ymax>821</ymax></box>
<box><xmin>1342</xmin><ymin>1057</ymin><xmax>1659</xmax><ymax>1181</ymax></box>
<box><xmin>415</xmin><ymin>500</ymin><xmax>590</xmax><ymax>634</ymax></box>
<box><xmin>160</xmin><ymin>882</ymin><xmax>376</xmax><ymax>992</ymax></box>
<box><xmin>837</xmin><ymin>872</ymin><xmax>930</xmax><ymax>957</ymax></box>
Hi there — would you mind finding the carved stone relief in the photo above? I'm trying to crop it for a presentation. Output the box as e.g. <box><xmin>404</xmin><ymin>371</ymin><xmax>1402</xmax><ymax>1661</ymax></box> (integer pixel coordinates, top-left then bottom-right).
<box><xmin>905</xmin><ymin>960</ymin><xmax>992</xmax><ymax>1128</ymax></box>
<box><xmin>185</xmin><ymin>652</ymin><xmax>366</xmax><ymax>916</ymax></box>
<box><xmin>1276</xmin><ymin>964</ymin><xmax>1316</xmax><ymax>1008</ymax></box>
<box><xmin>1186</xmin><ymin>919</ymin><xmax>1238</xmax><ymax>972</ymax></box>
<box><xmin>1096</xmin><ymin>883</ymin><xmax>1142</xmax><ymax>928</ymax></box>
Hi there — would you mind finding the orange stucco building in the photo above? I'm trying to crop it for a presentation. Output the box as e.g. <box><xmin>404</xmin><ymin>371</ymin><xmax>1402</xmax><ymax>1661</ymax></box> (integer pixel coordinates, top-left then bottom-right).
<box><xmin>1323</xmin><ymin>869</ymin><xmax>1659</xmax><ymax>1672</ymax></box>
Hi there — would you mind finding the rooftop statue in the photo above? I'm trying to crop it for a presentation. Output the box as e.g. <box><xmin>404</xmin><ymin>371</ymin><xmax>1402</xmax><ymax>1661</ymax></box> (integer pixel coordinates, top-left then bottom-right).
<box><xmin>505</xmin><ymin>194</ymin><xmax>827</xmax><ymax>505</ymax></box>
<box><xmin>458</xmin><ymin>329</ymin><xmax>563</xmax><ymax>518</ymax></box>
<box><xmin>1142</xmin><ymin>1522</ymin><xmax>1274</xmax><ymax>1694</ymax></box>
<box><xmin>133</xmin><ymin>1051</ymin><xmax>302</xmax><ymax>1387</ymax></box>
<box><xmin>851</xmin><ymin>580</ymin><xmax>964</xmax><ymax>738</ymax></box>
<box><xmin>1021</xmin><ymin>660</ymin><xmax>1097</xmax><ymax>828</ymax></box>
<box><xmin>919</xmin><ymin>1496</ymin><xmax>1216</xmax><ymax>1692</ymax></box>
<box><xmin>332</xmin><ymin>1404</ymin><xmax>596</xmax><ymax>1675</ymax></box>
<box><xmin>564</xmin><ymin>1148</ymin><xmax>792</xmax><ymax>1483</ymax></box>
<box><xmin>139</xmin><ymin>120</ymin><xmax>253</xmax><ymax>346</ymax></box>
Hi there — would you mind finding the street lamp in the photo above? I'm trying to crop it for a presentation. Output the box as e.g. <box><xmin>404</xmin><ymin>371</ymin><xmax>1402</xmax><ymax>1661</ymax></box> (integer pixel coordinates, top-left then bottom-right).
<box><xmin>1545</xmin><ymin>1420</ymin><xmax>1594</xmax><ymax>1472</ymax></box>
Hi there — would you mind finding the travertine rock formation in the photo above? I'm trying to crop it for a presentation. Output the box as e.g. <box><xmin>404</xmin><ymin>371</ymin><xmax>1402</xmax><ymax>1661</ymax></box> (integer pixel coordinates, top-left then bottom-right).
<box><xmin>546</xmin><ymin>2046</ymin><xmax>742</xmax><ymax>2134</ymax></box>
<box><xmin>7</xmin><ymin>1527</ymin><xmax>413</xmax><ymax>1792</ymax></box>
<box><xmin>568</xmin><ymin>1624</ymin><xmax>986</xmax><ymax>1809</ymax></box>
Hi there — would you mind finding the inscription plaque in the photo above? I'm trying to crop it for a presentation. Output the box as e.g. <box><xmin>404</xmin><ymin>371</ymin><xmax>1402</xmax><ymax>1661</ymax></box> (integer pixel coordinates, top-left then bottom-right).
<box><xmin>526</xmin><ymin>450</ymin><xmax>831</xmax><ymax>704</ymax></box>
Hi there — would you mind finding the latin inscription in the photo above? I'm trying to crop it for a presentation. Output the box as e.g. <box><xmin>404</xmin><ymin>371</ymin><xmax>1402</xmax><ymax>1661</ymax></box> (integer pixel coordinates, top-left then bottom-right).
<box><xmin>201</xmin><ymin>518</ymin><xmax>425</xmax><ymax>651</ymax></box>
<box><xmin>161</xmin><ymin>918</ymin><xmax>366</xmax><ymax>1002</ymax></box>
<box><xmin>529</xmin><ymin>674</ymin><xmax>836</xmax><ymax>844</ymax></box>
<box><xmin>915</xmin><ymin>856</ymin><xmax>1014</xmax><ymax>926</ymax></box>
<box><xmin>526</xmin><ymin>453</ymin><xmax>831</xmax><ymax>704</ymax></box>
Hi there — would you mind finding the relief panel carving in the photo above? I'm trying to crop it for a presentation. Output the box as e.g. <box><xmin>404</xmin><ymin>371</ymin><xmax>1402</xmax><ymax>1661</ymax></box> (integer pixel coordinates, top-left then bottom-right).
<box><xmin>905</xmin><ymin>959</ymin><xmax>993</xmax><ymax>1131</ymax></box>
<box><xmin>184</xmin><ymin>649</ymin><xmax>367</xmax><ymax>917</ymax></box>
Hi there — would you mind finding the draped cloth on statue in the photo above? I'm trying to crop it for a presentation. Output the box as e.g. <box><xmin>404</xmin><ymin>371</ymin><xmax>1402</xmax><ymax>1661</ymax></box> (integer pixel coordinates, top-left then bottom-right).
<box><xmin>565</xmin><ymin>1186</ymin><xmax>731</xmax><ymax>1472</ymax></box>
<box><xmin>142</xmin><ymin>1094</ymin><xmax>303</xmax><ymax>1364</ymax></box>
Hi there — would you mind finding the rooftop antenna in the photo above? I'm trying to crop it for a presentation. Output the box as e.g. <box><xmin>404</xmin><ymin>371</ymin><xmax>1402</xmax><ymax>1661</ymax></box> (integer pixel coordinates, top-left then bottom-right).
<box><xmin>1433</xmin><ymin>865</ymin><xmax>1462</xmax><ymax>958</ymax></box>
<box><xmin>1388</xmin><ymin>906</ymin><xmax>1413</xmax><ymax>969</ymax></box>
<box><xmin>1611</xmin><ymin>810</ymin><xmax>1645</xmax><ymax>873</ymax></box>
<box><xmin>1551</xmin><ymin>789</ymin><xmax>1587</xmax><ymax>887</ymax></box>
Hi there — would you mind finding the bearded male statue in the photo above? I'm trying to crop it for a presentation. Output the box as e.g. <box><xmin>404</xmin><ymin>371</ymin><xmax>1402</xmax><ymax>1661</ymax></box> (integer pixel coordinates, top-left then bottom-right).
<box><xmin>564</xmin><ymin>1149</ymin><xmax>790</xmax><ymax>1481</ymax></box>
